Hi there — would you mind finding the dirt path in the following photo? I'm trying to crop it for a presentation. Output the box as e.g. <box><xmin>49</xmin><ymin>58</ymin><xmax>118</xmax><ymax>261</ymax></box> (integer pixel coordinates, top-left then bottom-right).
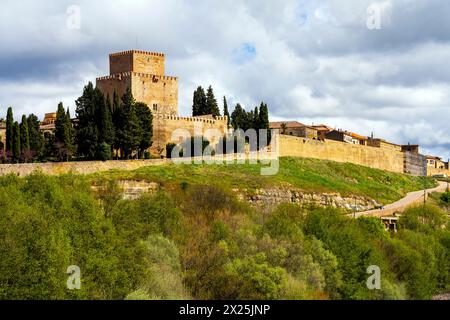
<box><xmin>350</xmin><ymin>181</ymin><xmax>448</xmax><ymax>218</ymax></box>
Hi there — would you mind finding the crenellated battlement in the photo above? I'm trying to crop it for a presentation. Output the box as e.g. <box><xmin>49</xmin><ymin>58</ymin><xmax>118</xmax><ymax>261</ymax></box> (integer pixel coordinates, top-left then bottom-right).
<box><xmin>110</xmin><ymin>50</ymin><xmax>165</xmax><ymax>58</ymax></box>
<box><xmin>97</xmin><ymin>72</ymin><xmax>178</xmax><ymax>82</ymax></box>
<box><xmin>155</xmin><ymin>114</ymin><xmax>228</xmax><ymax>125</ymax></box>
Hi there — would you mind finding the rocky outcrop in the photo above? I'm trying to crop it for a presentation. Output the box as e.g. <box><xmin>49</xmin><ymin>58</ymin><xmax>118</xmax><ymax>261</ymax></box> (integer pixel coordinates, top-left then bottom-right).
<box><xmin>236</xmin><ymin>188</ymin><xmax>380</xmax><ymax>211</ymax></box>
<box><xmin>92</xmin><ymin>180</ymin><xmax>160</xmax><ymax>200</ymax></box>
<box><xmin>117</xmin><ymin>180</ymin><xmax>159</xmax><ymax>200</ymax></box>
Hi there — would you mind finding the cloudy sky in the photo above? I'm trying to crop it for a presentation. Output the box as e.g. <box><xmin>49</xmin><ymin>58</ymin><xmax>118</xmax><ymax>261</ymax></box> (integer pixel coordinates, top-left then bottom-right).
<box><xmin>0</xmin><ymin>0</ymin><xmax>449</xmax><ymax>159</ymax></box>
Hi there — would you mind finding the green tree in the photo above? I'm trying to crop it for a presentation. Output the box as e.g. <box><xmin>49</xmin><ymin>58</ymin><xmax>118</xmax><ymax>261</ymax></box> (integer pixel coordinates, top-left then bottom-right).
<box><xmin>112</xmin><ymin>91</ymin><xmax>126</xmax><ymax>158</ymax></box>
<box><xmin>5</xmin><ymin>107</ymin><xmax>13</xmax><ymax>152</ymax></box>
<box><xmin>192</xmin><ymin>86</ymin><xmax>206</xmax><ymax>116</ymax></box>
<box><xmin>75</xmin><ymin>82</ymin><xmax>98</xmax><ymax>159</ymax></box>
<box><xmin>12</xmin><ymin>121</ymin><xmax>20</xmax><ymax>162</ymax></box>
<box><xmin>231</xmin><ymin>103</ymin><xmax>245</xmax><ymax>130</ymax></box>
<box><xmin>97</xmin><ymin>90</ymin><xmax>114</xmax><ymax>148</ymax></box>
<box><xmin>258</xmin><ymin>102</ymin><xmax>270</xmax><ymax>148</ymax></box>
<box><xmin>135</xmin><ymin>102</ymin><xmax>153</xmax><ymax>159</ymax></box>
<box><xmin>223</xmin><ymin>96</ymin><xmax>230</xmax><ymax>126</ymax></box>
<box><xmin>19</xmin><ymin>115</ymin><xmax>30</xmax><ymax>153</ymax></box>
<box><xmin>205</xmin><ymin>86</ymin><xmax>220</xmax><ymax>117</ymax></box>
<box><xmin>121</xmin><ymin>88</ymin><xmax>142</xmax><ymax>158</ymax></box>
<box><xmin>27</xmin><ymin>114</ymin><xmax>45</xmax><ymax>160</ymax></box>
<box><xmin>55</xmin><ymin>103</ymin><xmax>75</xmax><ymax>161</ymax></box>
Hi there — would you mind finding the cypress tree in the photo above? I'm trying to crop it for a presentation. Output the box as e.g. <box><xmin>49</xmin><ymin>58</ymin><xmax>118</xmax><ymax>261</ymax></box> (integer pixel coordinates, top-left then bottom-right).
<box><xmin>55</xmin><ymin>102</ymin><xmax>67</xmax><ymax>145</ymax></box>
<box><xmin>135</xmin><ymin>102</ymin><xmax>153</xmax><ymax>158</ymax></box>
<box><xmin>192</xmin><ymin>86</ymin><xmax>206</xmax><ymax>116</ymax></box>
<box><xmin>12</xmin><ymin>122</ymin><xmax>20</xmax><ymax>162</ymax></box>
<box><xmin>258</xmin><ymin>102</ymin><xmax>270</xmax><ymax>147</ymax></box>
<box><xmin>205</xmin><ymin>86</ymin><xmax>220</xmax><ymax>117</ymax></box>
<box><xmin>75</xmin><ymin>82</ymin><xmax>98</xmax><ymax>159</ymax></box>
<box><xmin>223</xmin><ymin>96</ymin><xmax>230</xmax><ymax>126</ymax></box>
<box><xmin>231</xmin><ymin>103</ymin><xmax>244</xmax><ymax>129</ymax></box>
<box><xmin>65</xmin><ymin>108</ymin><xmax>75</xmax><ymax>159</ymax></box>
<box><xmin>20</xmin><ymin>115</ymin><xmax>30</xmax><ymax>153</ymax></box>
<box><xmin>27</xmin><ymin>114</ymin><xmax>44</xmax><ymax>160</ymax></box>
<box><xmin>121</xmin><ymin>88</ymin><xmax>142</xmax><ymax>158</ymax></box>
<box><xmin>97</xmin><ymin>90</ymin><xmax>114</xmax><ymax>147</ymax></box>
<box><xmin>253</xmin><ymin>107</ymin><xmax>260</xmax><ymax>130</ymax></box>
<box><xmin>6</xmin><ymin>107</ymin><xmax>13</xmax><ymax>152</ymax></box>
<box><xmin>112</xmin><ymin>90</ymin><xmax>126</xmax><ymax>158</ymax></box>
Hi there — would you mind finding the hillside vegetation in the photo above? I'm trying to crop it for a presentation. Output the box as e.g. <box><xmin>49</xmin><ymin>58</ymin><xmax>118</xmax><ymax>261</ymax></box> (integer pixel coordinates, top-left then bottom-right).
<box><xmin>92</xmin><ymin>157</ymin><xmax>434</xmax><ymax>204</ymax></box>
<box><xmin>0</xmin><ymin>158</ymin><xmax>448</xmax><ymax>300</ymax></box>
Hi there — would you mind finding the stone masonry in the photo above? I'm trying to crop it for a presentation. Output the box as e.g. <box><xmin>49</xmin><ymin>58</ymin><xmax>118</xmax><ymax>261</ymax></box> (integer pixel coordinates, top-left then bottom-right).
<box><xmin>96</xmin><ymin>50</ymin><xmax>228</xmax><ymax>156</ymax></box>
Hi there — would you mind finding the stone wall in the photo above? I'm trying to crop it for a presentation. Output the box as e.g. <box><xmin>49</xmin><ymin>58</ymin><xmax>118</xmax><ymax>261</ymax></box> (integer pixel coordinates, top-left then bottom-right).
<box><xmin>0</xmin><ymin>159</ymin><xmax>169</xmax><ymax>177</ymax></box>
<box><xmin>131</xmin><ymin>73</ymin><xmax>178</xmax><ymax>116</ymax></box>
<box><xmin>278</xmin><ymin>135</ymin><xmax>405</xmax><ymax>173</ymax></box>
<box><xmin>0</xmin><ymin>134</ymin><xmax>419</xmax><ymax>177</ymax></box>
<box><xmin>428</xmin><ymin>167</ymin><xmax>450</xmax><ymax>177</ymax></box>
<box><xmin>404</xmin><ymin>152</ymin><xmax>427</xmax><ymax>176</ymax></box>
<box><xmin>109</xmin><ymin>50</ymin><xmax>165</xmax><ymax>76</ymax></box>
<box><xmin>151</xmin><ymin>114</ymin><xmax>229</xmax><ymax>156</ymax></box>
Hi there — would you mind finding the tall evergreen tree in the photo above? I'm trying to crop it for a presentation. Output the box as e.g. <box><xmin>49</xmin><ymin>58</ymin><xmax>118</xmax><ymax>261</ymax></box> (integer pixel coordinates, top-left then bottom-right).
<box><xmin>75</xmin><ymin>82</ymin><xmax>98</xmax><ymax>159</ymax></box>
<box><xmin>65</xmin><ymin>108</ymin><xmax>76</xmax><ymax>158</ymax></box>
<box><xmin>55</xmin><ymin>102</ymin><xmax>67</xmax><ymax>145</ymax></box>
<box><xmin>19</xmin><ymin>115</ymin><xmax>30</xmax><ymax>153</ymax></box>
<box><xmin>55</xmin><ymin>102</ymin><xmax>74</xmax><ymax>161</ymax></box>
<box><xmin>97</xmin><ymin>90</ymin><xmax>114</xmax><ymax>147</ymax></box>
<box><xmin>121</xmin><ymin>88</ymin><xmax>142</xmax><ymax>158</ymax></box>
<box><xmin>231</xmin><ymin>103</ymin><xmax>245</xmax><ymax>130</ymax></box>
<box><xmin>12</xmin><ymin>122</ymin><xmax>20</xmax><ymax>162</ymax></box>
<box><xmin>258</xmin><ymin>102</ymin><xmax>270</xmax><ymax>147</ymax></box>
<box><xmin>27</xmin><ymin>114</ymin><xmax>44</xmax><ymax>160</ymax></box>
<box><xmin>192</xmin><ymin>86</ymin><xmax>206</xmax><ymax>116</ymax></box>
<box><xmin>205</xmin><ymin>86</ymin><xmax>220</xmax><ymax>117</ymax></box>
<box><xmin>6</xmin><ymin>107</ymin><xmax>13</xmax><ymax>152</ymax></box>
<box><xmin>223</xmin><ymin>96</ymin><xmax>230</xmax><ymax>126</ymax></box>
<box><xmin>135</xmin><ymin>102</ymin><xmax>153</xmax><ymax>159</ymax></box>
<box><xmin>112</xmin><ymin>90</ymin><xmax>126</xmax><ymax>158</ymax></box>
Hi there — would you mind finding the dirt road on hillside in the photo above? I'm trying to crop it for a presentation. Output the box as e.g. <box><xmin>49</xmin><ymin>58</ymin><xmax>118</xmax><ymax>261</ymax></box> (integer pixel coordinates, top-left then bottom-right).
<box><xmin>351</xmin><ymin>181</ymin><xmax>448</xmax><ymax>218</ymax></box>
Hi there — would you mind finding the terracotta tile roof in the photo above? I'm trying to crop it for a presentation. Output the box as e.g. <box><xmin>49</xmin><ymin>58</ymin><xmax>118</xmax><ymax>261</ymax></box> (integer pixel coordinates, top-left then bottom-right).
<box><xmin>269</xmin><ymin>121</ymin><xmax>306</xmax><ymax>129</ymax></box>
<box><xmin>311</xmin><ymin>124</ymin><xmax>333</xmax><ymax>131</ymax></box>
<box><xmin>346</xmin><ymin>131</ymin><xmax>368</xmax><ymax>140</ymax></box>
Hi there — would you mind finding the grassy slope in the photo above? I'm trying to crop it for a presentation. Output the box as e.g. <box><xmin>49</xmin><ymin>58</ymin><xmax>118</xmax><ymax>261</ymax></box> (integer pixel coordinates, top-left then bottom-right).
<box><xmin>89</xmin><ymin>157</ymin><xmax>435</xmax><ymax>204</ymax></box>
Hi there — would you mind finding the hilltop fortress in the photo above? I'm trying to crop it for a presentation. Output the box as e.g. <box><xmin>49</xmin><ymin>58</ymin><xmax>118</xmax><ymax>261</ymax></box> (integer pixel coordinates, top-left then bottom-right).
<box><xmin>96</xmin><ymin>50</ymin><xmax>228</xmax><ymax>155</ymax></box>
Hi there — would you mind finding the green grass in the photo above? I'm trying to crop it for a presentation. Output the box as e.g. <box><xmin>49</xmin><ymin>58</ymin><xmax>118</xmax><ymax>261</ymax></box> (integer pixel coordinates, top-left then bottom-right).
<box><xmin>88</xmin><ymin>157</ymin><xmax>436</xmax><ymax>204</ymax></box>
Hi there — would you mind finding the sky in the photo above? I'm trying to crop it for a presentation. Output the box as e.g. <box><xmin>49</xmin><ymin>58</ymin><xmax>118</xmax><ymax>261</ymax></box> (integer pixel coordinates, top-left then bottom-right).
<box><xmin>0</xmin><ymin>0</ymin><xmax>449</xmax><ymax>159</ymax></box>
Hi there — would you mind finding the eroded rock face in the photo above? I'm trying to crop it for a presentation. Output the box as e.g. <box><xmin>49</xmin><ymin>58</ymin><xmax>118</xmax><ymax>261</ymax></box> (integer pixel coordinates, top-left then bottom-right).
<box><xmin>92</xmin><ymin>180</ymin><xmax>160</xmax><ymax>200</ymax></box>
<box><xmin>240</xmin><ymin>188</ymin><xmax>380</xmax><ymax>211</ymax></box>
<box><xmin>118</xmin><ymin>180</ymin><xmax>160</xmax><ymax>200</ymax></box>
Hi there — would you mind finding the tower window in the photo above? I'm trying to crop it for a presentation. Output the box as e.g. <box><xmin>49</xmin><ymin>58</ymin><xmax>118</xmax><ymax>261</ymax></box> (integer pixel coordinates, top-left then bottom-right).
<box><xmin>153</xmin><ymin>104</ymin><xmax>158</xmax><ymax>111</ymax></box>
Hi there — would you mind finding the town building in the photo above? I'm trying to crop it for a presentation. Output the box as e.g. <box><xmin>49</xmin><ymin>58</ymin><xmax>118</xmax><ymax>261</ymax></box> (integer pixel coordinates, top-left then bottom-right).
<box><xmin>269</xmin><ymin>121</ymin><xmax>318</xmax><ymax>139</ymax></box>
<box><xmin>325</xmin><ymin>130</ymin><xmax>354</xmax><ymax>144</ymax></box>
<box><xmin>367</xmin><ymin>138</ymin><xmax>402</xmax><ymax>152</ymax></box>
<box><xmin>40</xmin><ymin>112</ymin><xmax>57</xmax><ymax>135</ymax></box>
<box><xmin>426</xmin><ymin>155</ymin><xmax>447</xmax><ymax>169</ymax></box>
<box><xmin>311</xmin><ymin>124</ymin><xmax>333</xmax><ymax>141</ymax></box>
<box><xmin>402</xmin><ymin>145</ymin><xmax>427</xmax><ymax>176</ymax></box>
<box><xmin>0</xmin><ymin>120</ymin><xmax>6</xmax><ymax>150</ymax></box>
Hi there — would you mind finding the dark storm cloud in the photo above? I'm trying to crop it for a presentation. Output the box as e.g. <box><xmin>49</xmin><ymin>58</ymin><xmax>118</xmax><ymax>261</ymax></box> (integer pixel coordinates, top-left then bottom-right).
<box><xmin>0</xmin><ymin>0</ymin><xmax>448</xmax><ymax>159</ymax></box>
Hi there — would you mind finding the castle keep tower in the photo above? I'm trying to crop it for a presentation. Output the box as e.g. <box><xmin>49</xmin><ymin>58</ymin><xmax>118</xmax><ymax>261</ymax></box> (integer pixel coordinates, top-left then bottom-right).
<box><xmin>96</xmin><ymin>50</ymin><xmax>178</xmax><ymax>115</ymax></box>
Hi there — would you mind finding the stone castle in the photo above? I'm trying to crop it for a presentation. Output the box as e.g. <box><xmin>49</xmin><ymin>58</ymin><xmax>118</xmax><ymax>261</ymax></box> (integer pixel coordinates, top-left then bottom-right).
<box><xmin>96</xmin><ymin>50</ymin><xmax>228</xmax><ymax>155</ymax></box>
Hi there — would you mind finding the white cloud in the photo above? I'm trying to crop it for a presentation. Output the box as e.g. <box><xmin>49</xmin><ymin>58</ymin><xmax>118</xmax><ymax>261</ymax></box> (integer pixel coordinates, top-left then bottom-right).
<box><xmin>0</xmin><ymin>0</ymin><xmax>449</xmax><ymax>159</ymax></box>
